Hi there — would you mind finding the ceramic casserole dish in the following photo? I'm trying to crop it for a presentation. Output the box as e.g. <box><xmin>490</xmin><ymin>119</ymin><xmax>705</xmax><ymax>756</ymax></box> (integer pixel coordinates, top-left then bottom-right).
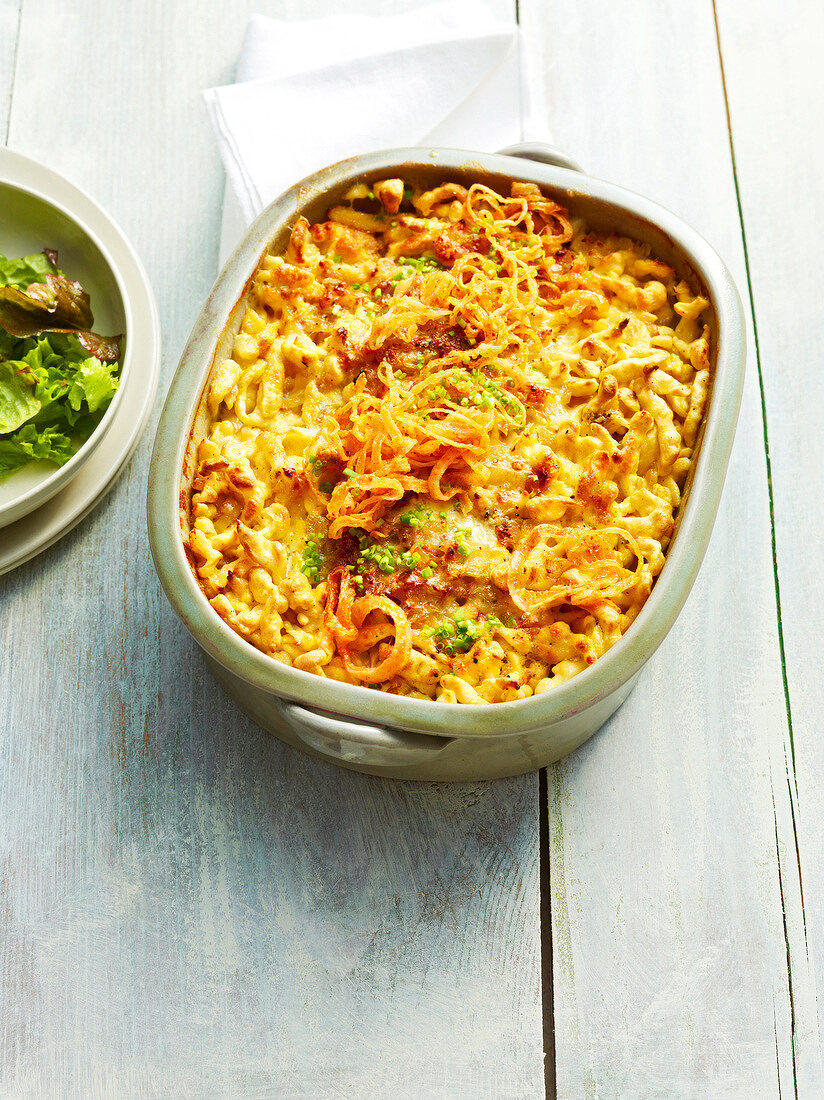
<box><xmin>147</xmin><ymin>145</ymin><xmax>745</xmax><ymax>781</ymax></box>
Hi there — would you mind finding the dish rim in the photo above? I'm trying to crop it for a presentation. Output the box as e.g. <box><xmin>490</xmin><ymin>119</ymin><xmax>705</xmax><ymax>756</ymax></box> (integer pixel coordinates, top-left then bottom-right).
<box><xmin>0</xmin><ymin>152</ymin><xmax>135</xmax><ymax>525</ymax></box>
<box><xmin>148</xmin><ymin>146</ymin><xmax>746</xmax><ymax>740</ymax></box>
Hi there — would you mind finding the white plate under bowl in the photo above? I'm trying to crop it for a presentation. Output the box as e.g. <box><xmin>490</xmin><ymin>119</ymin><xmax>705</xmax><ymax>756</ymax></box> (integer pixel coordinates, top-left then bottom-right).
<box><xmin>0</xmin><ymin>147</ymin><xmax>160</xmax><ymax>571</ymax></box>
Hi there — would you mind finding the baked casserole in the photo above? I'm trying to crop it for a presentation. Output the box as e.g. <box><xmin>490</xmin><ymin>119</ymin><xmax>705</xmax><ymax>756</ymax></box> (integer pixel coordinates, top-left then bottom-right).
<box><xmin>188</xmin><ymin>178</ymin><xmax>710</xmax><ymax>704</ymax></box>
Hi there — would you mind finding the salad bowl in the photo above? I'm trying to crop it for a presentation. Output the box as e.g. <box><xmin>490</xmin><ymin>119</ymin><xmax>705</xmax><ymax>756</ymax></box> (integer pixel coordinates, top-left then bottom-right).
<box><xmin>0</xmin><ymin>147</ymin><xmax>158</xmax><ymax>532</ymax></box>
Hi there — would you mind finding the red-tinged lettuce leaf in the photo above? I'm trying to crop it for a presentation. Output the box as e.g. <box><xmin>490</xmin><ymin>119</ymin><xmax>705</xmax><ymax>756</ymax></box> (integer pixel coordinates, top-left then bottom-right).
<box><xmin>0</xmin><ymin>270</ymin><xmax>120</xmax><ymax>362</ymax></box>
<box><xmin>0</xmin><ymin>271</ymin><xmax>94</xmax><ymax>336</ymax></box>
<box><xmin>75</xmin><ymin>330</ymin><xmax>121</xmax><ymax>363</ymax></box>
<box><xmin>31</xmin><ymin>272</ymin><xmax>93</xmax><ymax>328</ymax></box>
<box><xmin>0</xmin><ymin>284</ymin><xmax>55</xmax><ymax>335</ymax></box>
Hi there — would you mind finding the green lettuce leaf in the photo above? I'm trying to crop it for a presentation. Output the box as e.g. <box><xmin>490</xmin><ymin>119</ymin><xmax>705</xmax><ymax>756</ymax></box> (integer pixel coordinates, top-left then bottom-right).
<box><xmin>0</xmin><ymin>250</ymin><xmax>58</xmax><ymax>289</ymax></box>
<box><xmin>69</xmin><ymin>355</ymin><xmax>119</xmax><ymax>413</ymax></box>
<box><xmin>0</xmin><ymin>360</ymin><xmax>41</xmax><ymax>433</ymax></box>
<box><xmin>4</xmin><ymin>335</ymin><xmax>120</xmax><ymax>428</ymax></box>
<box><xmin>0</xmin><ymin>422</ymin><xmax>77</xmax><ymax>478</ymax></box>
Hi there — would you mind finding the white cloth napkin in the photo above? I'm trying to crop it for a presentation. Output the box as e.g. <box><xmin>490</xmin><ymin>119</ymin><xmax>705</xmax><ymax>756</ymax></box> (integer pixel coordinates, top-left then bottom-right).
<box><xmin>204</xmin><ymin>1</ymin><xmax>550</xmax><ymax>262</ymax></box>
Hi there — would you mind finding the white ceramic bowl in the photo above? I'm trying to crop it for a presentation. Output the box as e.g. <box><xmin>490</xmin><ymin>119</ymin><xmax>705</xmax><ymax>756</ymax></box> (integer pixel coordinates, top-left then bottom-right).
<box><xmin>0</xmin><ymin>151</ymin><xmax>136</xmax><ymax>528</ymax></box>
<box><xmin>149</xmin><ymin>145</ymin><xmax>746</xmax><ymax>781</ymax></box>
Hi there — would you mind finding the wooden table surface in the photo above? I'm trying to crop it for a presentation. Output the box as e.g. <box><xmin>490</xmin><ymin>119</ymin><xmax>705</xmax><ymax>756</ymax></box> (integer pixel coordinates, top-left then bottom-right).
<box><xmin>2</xmin><ymin>1</ymin><xmax>822</xmax><ymax>1096</ymax></box>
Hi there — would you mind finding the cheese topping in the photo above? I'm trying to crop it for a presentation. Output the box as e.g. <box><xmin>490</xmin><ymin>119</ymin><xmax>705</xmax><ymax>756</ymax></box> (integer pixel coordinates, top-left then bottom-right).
<box><xmin>189</xmin><ymin>178</ymin><xmax>710</xmax><ymax>703</ymax></box>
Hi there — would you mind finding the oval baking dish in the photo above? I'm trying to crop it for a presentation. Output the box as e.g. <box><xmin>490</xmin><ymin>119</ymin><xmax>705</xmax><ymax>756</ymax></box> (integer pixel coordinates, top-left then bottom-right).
<box><xmin>147</xmin><ymin>145</ymin><xmax>745</xmax><ymax>781</ymax></box>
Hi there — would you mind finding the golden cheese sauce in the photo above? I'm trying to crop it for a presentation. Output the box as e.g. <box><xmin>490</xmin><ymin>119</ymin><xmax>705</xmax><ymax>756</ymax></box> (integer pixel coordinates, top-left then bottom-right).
<box><xmin>189</xmin><ymin>178</ymin><xmax>710</xmax><ymax>703</ymax></box>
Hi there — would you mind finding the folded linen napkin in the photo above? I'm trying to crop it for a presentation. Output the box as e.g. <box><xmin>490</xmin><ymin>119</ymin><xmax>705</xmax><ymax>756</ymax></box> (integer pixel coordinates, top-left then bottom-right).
<box><xmin>204</xmin><ymin>1</ymin><xmax>550</xmax><ymax>261</ymax></box>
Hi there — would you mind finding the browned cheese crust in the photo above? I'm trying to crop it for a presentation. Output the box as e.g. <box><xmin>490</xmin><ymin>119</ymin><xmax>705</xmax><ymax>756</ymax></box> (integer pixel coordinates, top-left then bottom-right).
<box><xmin>189</xmin><ymin>178</ymin><xmax>710</xmax><ymax>703</ymax></box>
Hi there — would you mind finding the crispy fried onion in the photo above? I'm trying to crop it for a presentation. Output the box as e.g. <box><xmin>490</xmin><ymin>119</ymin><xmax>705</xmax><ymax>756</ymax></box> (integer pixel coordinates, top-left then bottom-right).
<box><xmin>308</xmin><ymin>183</ymin><xmax>576</xmax><ymax>540</ymax></box>
<box><xmin>507</xmin><ymin>524</ymin><xmax>646</xmax><ymax>614</ymax></box>
<box><xmin>320</xmin><ymin>366</ymin><xmax>496</xmax><ymax>538</ymax></box>
<box><xmin>466</xmin><ymin>182</ymin><xmax>573</xmax><ymax>247</ymax></box>
<box><xmin>324</xmin><ymin>567</ymin><xmax>412</xmax><ymax>682</ymax></box>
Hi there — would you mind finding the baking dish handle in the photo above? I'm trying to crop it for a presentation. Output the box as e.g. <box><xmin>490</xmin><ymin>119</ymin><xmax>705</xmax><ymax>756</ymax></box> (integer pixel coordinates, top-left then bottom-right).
<box><xmin>497</xmin><ymin>142</ymin><xmax>583</xmax><ymax>173</ymax></box>
<box><xmin>280</xmin><ymin>701</ymin><xmax>454</xmax><ymax>767</ymax></box>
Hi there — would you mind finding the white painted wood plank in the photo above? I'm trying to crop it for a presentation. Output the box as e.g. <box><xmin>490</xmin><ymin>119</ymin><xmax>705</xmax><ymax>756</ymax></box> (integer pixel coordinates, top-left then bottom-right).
<box><xmin>0</xmin><ymin>0</ymin><xmax>21</xmax><ymax>139</ymax></box>
<box><xmin>0</xmin><ymin>1</ymin><xmax>544</xmax><ymax>1097</ymax></box>
<box><xmin>715</xmin><ymin>0</ymin><xmax>824</xmax><ymax>1081</ymax></box>
<box><xmin>520</xmin><ymin>0</ymin><xmax>820</xmax><ymax>1095</ymax></box>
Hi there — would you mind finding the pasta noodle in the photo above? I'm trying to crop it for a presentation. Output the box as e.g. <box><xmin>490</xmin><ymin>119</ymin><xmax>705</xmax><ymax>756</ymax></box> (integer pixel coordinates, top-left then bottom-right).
<box><xmin>188</xmin><ymin>177</ymin><xmax>710</xmax><ymax>703</ymax></box>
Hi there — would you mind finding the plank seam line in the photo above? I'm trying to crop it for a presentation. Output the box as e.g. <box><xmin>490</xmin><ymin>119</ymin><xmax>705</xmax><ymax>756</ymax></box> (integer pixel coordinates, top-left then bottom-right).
<box><xmin>538</xmin><ymin>766</ymin><xmax>556</xmax><ymax>1100</ymax></box>
<box><xmin>772</xmin><ymin>782</ymin><xmax>799</xmax><ymax>1100</ymax></box>
<box><xmin>710</xmin><ymin>5</ymin><xmax>797</xmax><ymax>776</ymax></box>
<box><xmin>774</xmin><ymin>999</ymin><xmax>784</xmax><ymax>1100</ymax></box>
<box><xmin>711</xmin><ymin>6</ymin><xmax>809</xmax><ymax>1094</ymax></box>
<box><xmin>709</xmin><ymin>4</ymin><xmax>809</xmax><ymax>959</ymax></box>
<box><xmin>3</xmin><ymin>0</ymin><xmax>23</xmax><ymax>144</ymax></box>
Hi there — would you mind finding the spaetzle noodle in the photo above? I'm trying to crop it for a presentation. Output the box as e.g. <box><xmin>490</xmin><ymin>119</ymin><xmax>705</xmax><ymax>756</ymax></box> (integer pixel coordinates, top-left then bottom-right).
<box><xmin>189</xmin><ymin>177</ymin><xmax>710</xmax><ymax>703</ymax></box>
